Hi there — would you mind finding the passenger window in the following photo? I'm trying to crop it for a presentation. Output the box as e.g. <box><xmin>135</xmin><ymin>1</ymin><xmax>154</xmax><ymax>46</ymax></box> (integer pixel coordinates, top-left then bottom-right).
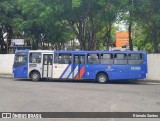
<box><xmin>29</xmin><ymin>53</ymin><xmax>41</xmax><ymax>63</ymax></box>
<box><xmin>100</xmin><ymin>54</ymin><xmax>113</xmax><ymax>64</ymax></box>
<box><xmin>114</xmin><ymin>54</ymin><xmax>127</xmax><ymax>64</ymax></box>
<box><xmin>54</xmin><ymin>53</ymin><xmax>59</xmax><ymax>63</ymax></box>
<box><xmin>87</xmin><ymin>54</ymin><xmax>99</xmax><ymax>64</ymax></box>
<box><xmin>56</xmin><ymin>53</ymin><xmax>72</xmax><ymax>64</ymax></box>
<box><xmin>79</xmin><ymin>56</ymin><xmax>85</xmax><ymax>64</ymax></box>
<box><xmin>74</xmin><ymin>56</ymin><xmax>79</xmax><ymax>64</ymax></box>
<box><xmin>128</xmin><ymin>54</ymin><xmax>143</xmax><ymax>64</ymax></box>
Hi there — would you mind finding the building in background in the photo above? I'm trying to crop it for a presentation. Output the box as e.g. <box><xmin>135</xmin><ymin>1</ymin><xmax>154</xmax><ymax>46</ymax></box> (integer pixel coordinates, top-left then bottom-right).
<box><xmin>115</xmin><ymin>32</ymin><xmax>130</xmax><ymax>47</ymax></box>
<box><xmin>109</xmin><ymin>31</ymin><xmax>137</xmax><ymax>51</ymax></box>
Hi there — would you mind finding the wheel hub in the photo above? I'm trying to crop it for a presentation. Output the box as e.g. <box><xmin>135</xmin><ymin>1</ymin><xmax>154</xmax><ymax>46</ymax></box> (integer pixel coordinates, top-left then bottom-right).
<box><xmin>99</xmin><ymin>75</ymin><xmax>106</xmax><ymax>82</ymax></box>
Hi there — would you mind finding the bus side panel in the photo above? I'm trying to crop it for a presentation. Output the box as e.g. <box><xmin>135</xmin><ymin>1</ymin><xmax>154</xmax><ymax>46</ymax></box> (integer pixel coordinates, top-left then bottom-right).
<box><xmin>28</xmin><ymin>63</ymin><xmax>43</xmax><ymax>78</ymax></box>
<box><xmin>13</xmin><ymin>65</ymin><xmax>28</xmax><ymax>78</ymax></box>
<box><xmin>85</xmin><ymin>64</ymin><xmax>98</xmax><ymax>79</ymax></box>
<box><xmin>128</xmin><ymin>65</ymin><xmax>145</xmax><ymax>79</ymax></box>
<box><xmin>86</xmin><ymin>64</ymin><xmax>132</xmax><ymax>80</ymax></box>
<box><xmin>85</xmin><ymin>64</ymin><xmax>113</xmax><ymax>80</ymax></box>
<box><xmin>52</xmin><ymin>64</ymin><xmax>70</xmax><ymax>79</ymax></box>
<box><xmin>110</xmin><ymin>65</ymin><xmax>129</xmax><ymax>80</ymax></box>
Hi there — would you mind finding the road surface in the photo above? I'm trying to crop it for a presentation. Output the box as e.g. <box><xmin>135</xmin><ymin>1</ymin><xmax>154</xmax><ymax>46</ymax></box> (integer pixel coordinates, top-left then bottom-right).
<box><xmin>0</xmin><ymin>77</ymin><xmax>160</xmax><ymax>121</ymax></box>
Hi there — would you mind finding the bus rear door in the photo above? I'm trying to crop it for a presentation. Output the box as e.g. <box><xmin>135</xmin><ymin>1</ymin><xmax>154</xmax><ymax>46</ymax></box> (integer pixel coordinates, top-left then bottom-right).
<box><xmin>42</xmin><ymin>54</ymin><xmax>53</xmax><ymax>78</ymax></box>
<box><xmin>72</xmin><ymin>55</ymin><xmax>86</xmax><ymax>79</ymax></box>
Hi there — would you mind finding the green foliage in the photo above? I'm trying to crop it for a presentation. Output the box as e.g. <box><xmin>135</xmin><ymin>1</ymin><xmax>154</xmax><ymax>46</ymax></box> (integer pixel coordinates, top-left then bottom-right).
<box><xmin>1</xmin><ymin>0</ymin><xmax>160</xmax><ymax>52</ymax></box>
<box><xmin>72</xmin><ymin>0</ymin><xmax>81</xmax><ymax>8</ymax></box>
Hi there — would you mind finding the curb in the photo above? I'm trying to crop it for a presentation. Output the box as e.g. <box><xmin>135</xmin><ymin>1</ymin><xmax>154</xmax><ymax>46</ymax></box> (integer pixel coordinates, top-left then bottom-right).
<box><xmin>0</xmin><ymin>74</ymin><xmax>13</xmax><ymax>78</ymax></box>
<box><xmin>136</xmin><ymin>79</ymin><xmax>160</xmax><ymax>84</ymax></box>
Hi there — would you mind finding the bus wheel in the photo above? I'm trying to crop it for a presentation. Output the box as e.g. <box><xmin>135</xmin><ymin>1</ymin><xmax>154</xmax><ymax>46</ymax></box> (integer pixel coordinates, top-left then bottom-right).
<box><xmin>31</xmin><ymin>71</ymin><xmax>40</xmax><ymax>81</ymax></box>
<box><xmin>97</xmin><ymin>73</ymin><xmax>108</xmax><ymax>84</ymax></box>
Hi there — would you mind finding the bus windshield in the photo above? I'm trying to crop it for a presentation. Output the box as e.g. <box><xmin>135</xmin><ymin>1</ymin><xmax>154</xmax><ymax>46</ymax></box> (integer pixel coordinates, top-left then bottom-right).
<box><xmin>14</xmin><ymin>52</ymin><xmax>28</xmax><ymax>67</ymax></box>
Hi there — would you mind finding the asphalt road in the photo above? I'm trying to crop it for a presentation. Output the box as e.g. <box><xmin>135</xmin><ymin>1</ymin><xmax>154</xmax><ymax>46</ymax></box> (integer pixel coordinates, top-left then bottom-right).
<box><xmin>0</xmin><ymin>77</ymin><xmax>160</xmax><ymax>121</ymax></box>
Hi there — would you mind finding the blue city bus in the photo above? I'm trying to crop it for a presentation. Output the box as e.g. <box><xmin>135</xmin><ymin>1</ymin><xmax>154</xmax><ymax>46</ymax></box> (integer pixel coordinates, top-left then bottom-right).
<box><xmin>13</xmin><ymin>50</ymin><xmax>148</xmax><ymax>83</ymax></box>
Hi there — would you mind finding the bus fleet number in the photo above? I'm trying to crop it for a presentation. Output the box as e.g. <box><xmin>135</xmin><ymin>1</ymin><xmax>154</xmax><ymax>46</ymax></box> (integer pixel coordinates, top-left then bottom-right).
<box><xmin>131</xmin><ymin>67</ymin><xmax>141</xmax><ymax>71</ymax></box>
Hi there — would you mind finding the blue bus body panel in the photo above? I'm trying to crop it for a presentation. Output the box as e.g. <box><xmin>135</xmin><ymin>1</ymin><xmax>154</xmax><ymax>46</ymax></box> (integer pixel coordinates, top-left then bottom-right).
<box><xmin>85</xmin><ymin>64</ymin><xmax>101</xmax><ymax>79</ymax></box>
<box><xmin>111</xmin><ymin>65</ymin><xmax>129</xmax><ymax>80</ymax></box>
<box><xmin>13</xmin><ymin>49</ymin><xmax>29</xmax><ymax>78</ymax></box>
<box><xmin>13</xmin><ymin>64</ymin><xmax>28</xmax><ymax>78</ymax></box>
<box><xmin>86</xmin><ymin>64</ymin><xmax>147</xmax><ymax>80</ymax></box>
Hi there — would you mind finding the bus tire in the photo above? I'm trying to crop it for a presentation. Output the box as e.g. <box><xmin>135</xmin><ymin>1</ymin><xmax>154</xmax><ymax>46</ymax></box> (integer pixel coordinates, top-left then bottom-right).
<box><xmin>31</xmin><ymin>71</ymin><xmax>40</xmax><ymax>82</ymax></box>
<box><xmin>96</xmin><ymin>73</ymin><xmax>108</xmax><ymax>84</ymax></box>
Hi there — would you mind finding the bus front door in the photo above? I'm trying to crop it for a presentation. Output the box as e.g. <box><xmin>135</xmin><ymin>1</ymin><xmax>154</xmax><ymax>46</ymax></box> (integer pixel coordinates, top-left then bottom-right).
<box><xmin>72</xmin><ymin>55</ymin><xmax>86</xmax><ymax>79</ymax></box>
<box><xmin>42</xmin><ymin>54</ymin><xmax>53</xmax><ymax>78</ymax></box>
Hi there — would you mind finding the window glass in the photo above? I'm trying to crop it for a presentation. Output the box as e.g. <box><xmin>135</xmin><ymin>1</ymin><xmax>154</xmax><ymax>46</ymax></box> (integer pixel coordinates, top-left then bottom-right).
<box><xmin>54</xmin><ymin>53</ymin><xmax>59</xmax><ymax>63</ymax></box>
<box><xmin>14</xmin><ymin>52</ymin><xmax>28</xmax><ymax>67</ymax></box>
<box><xmin>128</xmin><ymin>54</ymin><xmax>142</xmax><ymax>60</ymax></box>
<box><xmin>80</xmin><ymin>55</ymin><xmax>85</xmax><ymax>64</ymax></box>
<box><xmin>48</xmin><ymin>55</ymin><xmax>53</xmax><ymax>65</ymax></box>
<box><xmin>29</xmin><ymin>53</ymin><xmax>41</xmax><ymax>63</ymax></box>
<box><xmin>87</xmin><ymin>54</ymin><xmax>99</xmax><ymax>64</ymax></box>
<box><xmin>114</xmin><ymin>53</ymin><xmax>127</xmax><ymax>64</ymax></box>
<box><xmin>100</xmin><ymin>54</ymin><xmax>113</xmax><ymax>64</ymax></box>
<box><xmin>57</xmin><ymin>53</ymin><xmax>72</xmax><ymax>64</ymax></box>
<box><xmin>74</xmin><ymin>56</ymin><xmax>79</xmax><ymax>64</ymax></box>
<box><xmin>74</xmin><ymin>55</ymin><xmax>85</xmax><ymax>64</ymax></box>
<box><xmin>128</xmin><ymin>54</ymin><xmax>143</xmax><ymax>64</ymax></box>
<box><xmin>43</xmin><ymin>55</ymin><xmax>53</xmax><ymax>65</ymax></box>
<box><xmin>15</xmin><ymin>53</ymin><xmax>27</xmax><ymax>63</ymax></box>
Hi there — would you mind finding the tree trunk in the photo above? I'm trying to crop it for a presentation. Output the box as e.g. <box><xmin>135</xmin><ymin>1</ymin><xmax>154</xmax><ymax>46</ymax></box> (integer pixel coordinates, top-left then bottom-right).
<box><xmin>104</xmin><ymin>22</ymin><xmax>112</xmax><ymax>50</ymax></box>
<box><xmin>78</xmin><ymin>17</ymin><xmax>86</xmax><ymax>50</ymax></box>
<box><xmin>87</xmin><ymin>15</ymin><xmax>96</xmax><ymax>50</ymax></box>
<box><xmin>128</xmin><ymin>21</ymin><xmax>133</xmax><ymax>51</ymax></box>
<box><xmin>0</xmin><ymin>27</ymin><xmax>6</xmax><ymax>53</ymax></box>
<box><xmin>152</xmin><ymin>21</ymin><xmax>158</xmax><ymax>53</ymax></box>
<box><xmin>128</xmin><ymin>10</ymin><xmax>133</xmax><ymax>51</ymax></box>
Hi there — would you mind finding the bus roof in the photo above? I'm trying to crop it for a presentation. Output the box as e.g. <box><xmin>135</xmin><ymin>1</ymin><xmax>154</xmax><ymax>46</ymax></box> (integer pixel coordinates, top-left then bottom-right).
<box><xmin>15</xmin><ymin>49</ymin><xmax>147</xmax><ymax>54</ymax></box>
<box><xmin>15</xmin><ymin>49</ymin><xmax>53</xmax><ymax>53</ymax></box>
<box><xmin>55</xmin><ymin>50</ymin><xmax>147</xmax><ymax>54</ymax></box>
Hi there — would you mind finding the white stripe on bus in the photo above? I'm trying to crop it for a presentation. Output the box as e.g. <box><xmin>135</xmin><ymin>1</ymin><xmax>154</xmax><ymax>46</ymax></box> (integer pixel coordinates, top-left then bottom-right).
<box><xmin>62</xmin><ymin>65</ymin><xmax>72</xmax><ymax>78</ymax></box>
<box><xmin>68</xmin><ymin>66</ymin><xmax>78</xmax><ymax>79</ymax></box>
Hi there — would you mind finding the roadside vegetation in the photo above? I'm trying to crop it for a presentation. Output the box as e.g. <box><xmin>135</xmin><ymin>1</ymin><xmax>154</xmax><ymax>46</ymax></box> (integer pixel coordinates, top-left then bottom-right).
<box><xmin>0</xmin><ymin>0</ymin><xmax>160</xmax><ymax>53</ymax></box>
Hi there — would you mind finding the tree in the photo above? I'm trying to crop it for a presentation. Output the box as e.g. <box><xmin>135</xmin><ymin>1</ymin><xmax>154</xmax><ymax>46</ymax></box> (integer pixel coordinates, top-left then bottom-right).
<box><xmin>129</xmin><ymin>0</ymin><xmax>160</xmax><ymax>52</ymax></box>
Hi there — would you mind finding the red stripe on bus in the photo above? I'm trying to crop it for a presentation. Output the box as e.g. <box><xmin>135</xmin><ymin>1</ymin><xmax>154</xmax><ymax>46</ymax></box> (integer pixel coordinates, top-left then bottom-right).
<box><xmin>76</xmin><ymin>66</ymin><xmax>85</xmax><ymax>78</ymax></box>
